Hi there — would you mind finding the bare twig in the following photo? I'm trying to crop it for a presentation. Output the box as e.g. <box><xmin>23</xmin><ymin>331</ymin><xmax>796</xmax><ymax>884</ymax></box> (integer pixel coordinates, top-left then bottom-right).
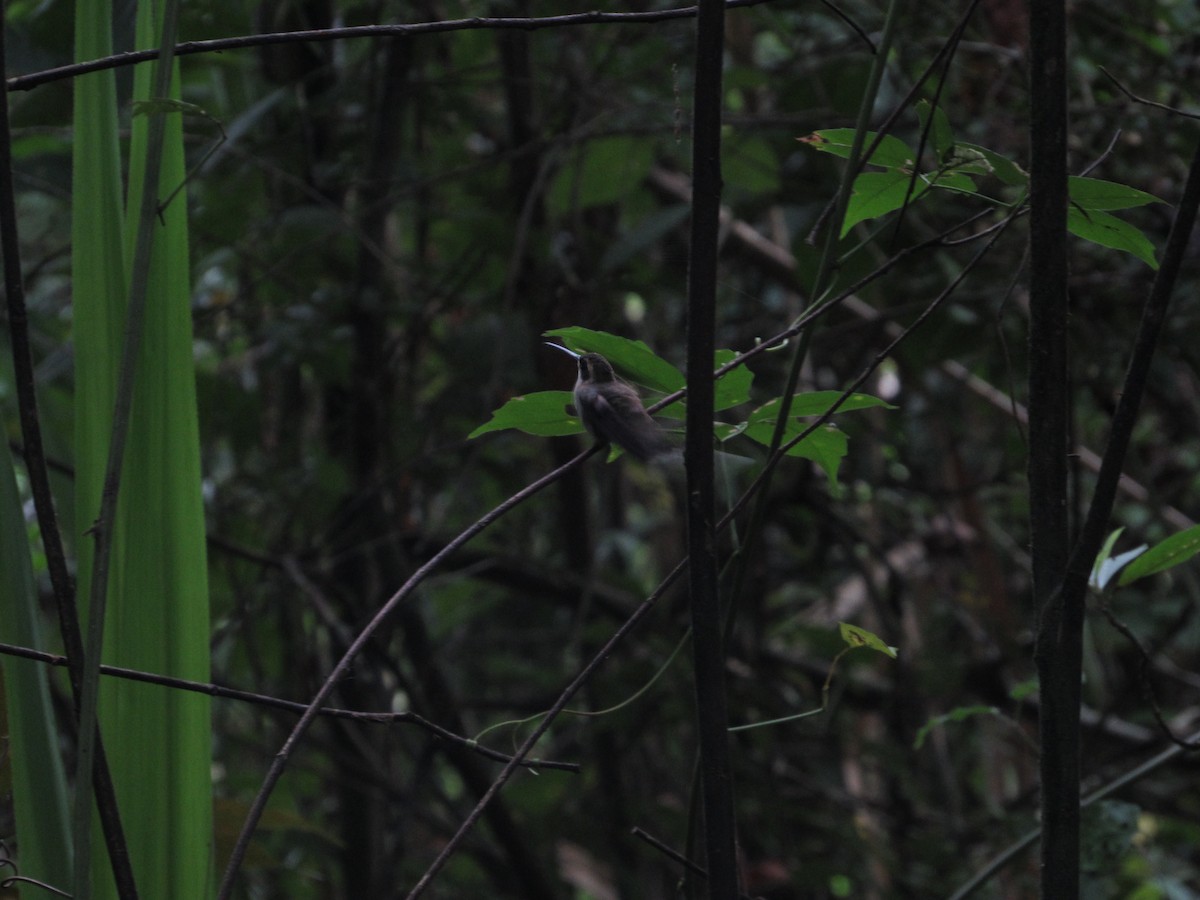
<box><xmin>0</xmin><ymin>641</ymin><xmax>579</xmax><ymax>771</ymax></box>
<box><xmin>6</xmin><ymin>1</ymin><xmax>777</xmax><ymax>93</ymax></box>
<box><xmin>948</xmin><ymin>722</ymin><xmax>1200</xmax><ymax>899</ymax></box>
<box><xmin>404</xmin><ymin>557</ymin><xmax>690</xmax><ymax>899</ymax></box>
<box><xmin>1099</xmin><ymin>67</ymin><xmax>1200</xmax><ymax>121</ymax></box>
<box><xmin>216</xmin><ymin>446</ymin><xmax>599</xmax><ymax>898</ymax></box>
<box><xmin>1094</xmin><ymin>602</ymin><xmax>1200</xmax><ymax>751</ymax></box>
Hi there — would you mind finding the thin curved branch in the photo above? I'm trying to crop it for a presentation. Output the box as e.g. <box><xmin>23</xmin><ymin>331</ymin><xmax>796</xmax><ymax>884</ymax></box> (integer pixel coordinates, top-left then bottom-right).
<box><xmin>1099</xmin><ymin>67</ymin><xmax>1200</xmax><ymax>121</ymax></box>
<box><xmin>0</xmin><ymin>641</ymin><xmax>579</xmax><ymax>772</ymax></box>
<box><xmin>215</xmin><ymin>445</ymin><xmax>599</xmax><ymax>898</ymax></box>
<box><xmin>6</xmin><ymin>1</ymin><xmax>777</xmax><ymax>93</ymax></box>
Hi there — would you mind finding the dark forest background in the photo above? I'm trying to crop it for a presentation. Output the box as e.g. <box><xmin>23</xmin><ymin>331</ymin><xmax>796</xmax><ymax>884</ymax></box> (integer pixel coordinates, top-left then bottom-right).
<box><xmin>2</xmin><ymin>0</ymin><xmax>1199</xmax><ymax>897</ymax></box>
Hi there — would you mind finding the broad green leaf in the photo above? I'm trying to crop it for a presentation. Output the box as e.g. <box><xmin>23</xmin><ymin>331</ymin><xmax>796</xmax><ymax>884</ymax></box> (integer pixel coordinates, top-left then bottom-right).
<box><xmin>916</xmin><ymin>100</ymin><xmax>954</xmax><ymax>157</ymax></box>
<box><xmin>843</xmin><ymin>171</ymin><xmax>924</xmax><ymax>234</ymax></box>
<box><xmin>742</xmin><ymin>420</ymin><xmax>848</xmax><ymax>486</ymax></box>
<box><xmin>1067</xmin><ymin>207</ymin><xmax>1159</xmax><ymax>269</ymax></box>
<box><xmin>799</xmin><ymin>129</ymin><xmax>916</xmax><ymax>169</ymax></box>
<box><xmin>469</xmin><ymin>391</ymin><xmax>581</xmax><ymax>438</ymax></box>
<box><xmin>1119</xmin><ymin>524</ymin><xmax>1200</xmax><ymax>585</ymax></box>
<box><xmin>547</xmin><ymin>135</ymin><xmax>655</xmax><ymax>212</ymax></box>
<box><xmin>714</xmin><ymin>421</ymin><xmax>746</xmax><ymax>442</ymax></box>
<box><xmin>544</xmin><ymin>327</ymin><xmax>683</xmax><ymax>393</ymax></box>
<box><xmin>842</xmin><ymin>170</ymin><xmax>973</xmax><ymax>236</ymax></box>
<box><xmin>1069</xmin><ymin>176</ymin><xmax>1162</xmax><ymax>211</ymax></box>
<box><xmin>838</xmin><ymin>622</ymin><xmax>898</xmax><ymax>657</ymax></box>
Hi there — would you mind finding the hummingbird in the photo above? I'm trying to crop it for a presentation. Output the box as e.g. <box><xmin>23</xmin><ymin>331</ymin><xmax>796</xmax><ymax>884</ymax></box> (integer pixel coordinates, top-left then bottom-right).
<box><xmin>545</xmin><ymin>342</ymin><xmax>679</xmax><ymax>464</ymax></box>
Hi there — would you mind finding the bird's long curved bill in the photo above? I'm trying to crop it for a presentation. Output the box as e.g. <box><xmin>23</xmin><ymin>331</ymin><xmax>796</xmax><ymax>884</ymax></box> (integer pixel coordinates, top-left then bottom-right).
<box><xmin>544</xmin><ymin>341</ymin><xmax>581</xmax><ymax>359</ymax></box>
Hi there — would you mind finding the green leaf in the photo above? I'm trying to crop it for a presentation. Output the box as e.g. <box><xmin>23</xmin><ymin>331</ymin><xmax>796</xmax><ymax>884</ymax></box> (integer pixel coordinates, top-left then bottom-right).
<box><xmin>842</xmin><ymin>170</ymin><xmax>973</xmax><ymax>236</ymax></box>
<box><xmin>800</xmin><ymin>129</ymin><xmax>916</xmax><ymax>169</ymax></box>
<box><xmin>1069</xmin><ymin>176</ymin><xmax>1163</xmax><ymax>211</ymax></box>
<box><xmin>843</xmin><ymin>171</ymin><xmax>922</xmax><ymax>234</ymax></box>
<box><xmin>1119</xmin><ymin>524</ymin><xmax>1200</xmax><ymax>585</ymax></box>
<box><xmin>915</xmin><ymin>99</ymin><xmax>954</xmax><ymax>157</ymax></box>
<box><xmin>733</xmin><ymin>390</ymin><xmax>891</xmax><ymax>486</ymax></box>
<box><xmin>838</xmin><ymin>622</ymin><xmax>898</xmax><ymax>658</ymax></box>
<box><xmin>468</xmin><ymin>391</ymin><xmax>581</xmax><ymax>438</ymax></box>
<box><xmin>544</xmin><ymin>327</ymin><xmax>683</xmax><ymax>393</ymax></box>
<box><xmin>913</xmin><ymin>705</ymin><xmax>997</xmax><ymax>749</ymax></box>
<box><xmin>956</xmin><ymin>142</ymin><xmax>1028</xmax><ymax>186</ymax></box>
<box><xmin>1067</xmin><ymin>206</ymin><xmax>1159</xmax><ymax>269</ymax></box>
<box><xmin>1009</xmin><ymin>678</ymin><xmax>1037</xmax><ymax>701</ymax></box>
<box><xmin>753</xmin><ymin>390</ymin><xmax>896</xmax><ymax>419</ymax></box>
<box><xmin>713</xmin><ymin>349</ymin><xmax>753</xmax><ymax>411</ymax></box>
<box><xmin>741</xmin><ymin>420</ymin><xmax>848</xmax><ymax>486</ymax></box>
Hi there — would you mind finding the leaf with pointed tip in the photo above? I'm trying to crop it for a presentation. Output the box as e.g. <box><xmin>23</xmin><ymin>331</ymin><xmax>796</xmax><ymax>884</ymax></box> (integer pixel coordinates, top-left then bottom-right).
<box><xmin>1069</xmin><ymin>176</ymin><xmax>1162</xmax><ymax>211</ymax></box>
<box><xmin>544</xmin><ymin>327</ymin><xmax>683</xmax><ymax>393</ymax></box>
<box><xmin>1118</xmin><ymin>524</ymin><xmax>1200</xmax><ymax>586</ymax></box>
<box><xmin>1067</xmin><ymin>207</ymin><xmax>1159</xmax><ymax>269</ymax></box>
<box><xmin>741</xmin><ymin>420</ymin><xmax>848</xmax><ymax>487</ymax></box>
<box><xmin>469</xmin><ymin>391</ymin><xmax>581</xmax><ymax>438</ymax></box>
<box><xmin>800</xmin><ymin>129</ymin><xmax>915</xmax><ymax>169</ymax></box>
<box><xmin>915</xmin><ymin>100</ymin><xmax>954</xmax><ymax>157</ymax></box>
<box><xmin>839</xmin><ymin>623</ymin><xmax>898</xmax><ymax>658</ymax></box>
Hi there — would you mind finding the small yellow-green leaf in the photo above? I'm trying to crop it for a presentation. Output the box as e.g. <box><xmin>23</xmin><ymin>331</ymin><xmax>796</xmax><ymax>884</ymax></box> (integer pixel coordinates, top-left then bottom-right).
<box><xmin>838</xmin><ymin>622</ymin><xmax>898</xmax><ymax>658</ymax></box>
<box><xmin>800</xmin><ymin>129</ymin><xmax>915</xmax><ymax>169</ymax></box>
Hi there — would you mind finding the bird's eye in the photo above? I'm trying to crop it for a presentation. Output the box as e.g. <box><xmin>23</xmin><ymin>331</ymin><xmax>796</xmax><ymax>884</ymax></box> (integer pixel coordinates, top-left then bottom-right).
<box><xmin>579</xmin><ymin>359</ymin><xmax>589</xmax><ymax>378</ymax></box>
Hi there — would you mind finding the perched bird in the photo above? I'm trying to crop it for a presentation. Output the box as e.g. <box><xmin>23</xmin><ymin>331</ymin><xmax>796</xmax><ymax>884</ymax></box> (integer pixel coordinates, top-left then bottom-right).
<box><xmin>546</xmin><ymin>343</ymin><xmax>678</xmax><ymax>463</ymax></box>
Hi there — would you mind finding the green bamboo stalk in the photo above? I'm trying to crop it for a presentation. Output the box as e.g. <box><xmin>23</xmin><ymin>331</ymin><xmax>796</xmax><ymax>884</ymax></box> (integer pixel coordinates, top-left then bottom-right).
<box><xmin>71</xmin><ymin>0</ymin><xmax>131</xmax><ymax>890</ymax></box>
<box><xmin>72</xmin><ymin>0</ymin><xmax>212</xmax><ymax>895</ymax></box>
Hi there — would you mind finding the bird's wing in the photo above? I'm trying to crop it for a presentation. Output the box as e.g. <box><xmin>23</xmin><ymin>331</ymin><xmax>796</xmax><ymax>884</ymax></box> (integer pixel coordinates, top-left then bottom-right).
<box><xmin>586</xmin><ymin>390</ymin><xmax>674</xmax><ymax>462</ymax></box>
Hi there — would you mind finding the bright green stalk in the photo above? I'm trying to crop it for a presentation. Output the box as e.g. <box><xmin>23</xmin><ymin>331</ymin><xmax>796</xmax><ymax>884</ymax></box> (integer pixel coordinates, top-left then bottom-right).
<box><xmin>71</xmin><ymin>0</ymin><xmax>128</xmax><ymax>891</ymax></box>
<box><xmin>73</xmin><ymin>0</ymin><xmax>213</xmax><ymax>895</ymax></box>
<box><xmin>0</xmin><ymin>439</ymin><xmax>73</xmax><ymax>889</ymax></box>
